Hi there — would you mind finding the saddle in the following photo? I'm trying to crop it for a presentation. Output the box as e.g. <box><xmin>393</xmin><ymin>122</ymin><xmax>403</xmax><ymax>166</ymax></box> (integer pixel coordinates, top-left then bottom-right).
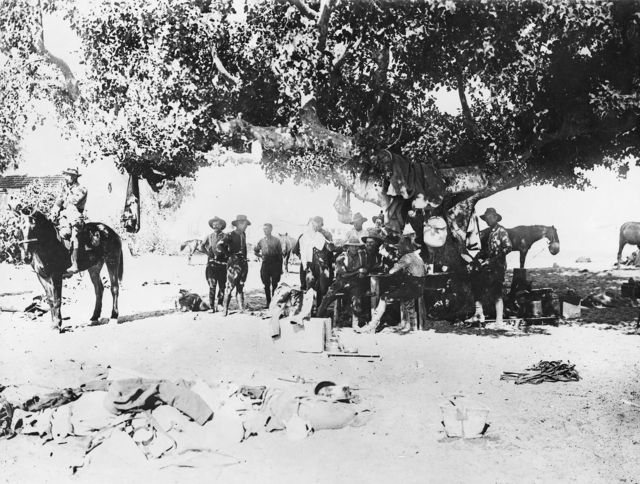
<box><xmin>59</xmin><ymin>223</ymin><xmax>104</xmax><ymax>253</ymax></box>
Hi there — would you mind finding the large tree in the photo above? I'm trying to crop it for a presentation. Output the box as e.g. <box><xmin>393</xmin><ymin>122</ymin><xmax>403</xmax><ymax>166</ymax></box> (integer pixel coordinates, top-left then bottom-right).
<box><xmin>0</xmin><ymin>0</ymin><xmax>82</xmax><ymax>171</ymax></box>
<box><xmin>12</xmin><ymin>1</ymin><xmax>640</xmax><ymax>251</ymax></box>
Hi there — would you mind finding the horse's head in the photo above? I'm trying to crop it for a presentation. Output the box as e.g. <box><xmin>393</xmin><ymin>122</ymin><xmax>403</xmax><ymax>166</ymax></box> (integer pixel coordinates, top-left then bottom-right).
<box><xmin>546</xmin><ymin>225</ymin><xmax>560</xmax><ymax>255</ymax></box>
<box><xmin>14</xmin><ymin>206</ymin><xmax>41</xmax><ymax>263</ymax></box>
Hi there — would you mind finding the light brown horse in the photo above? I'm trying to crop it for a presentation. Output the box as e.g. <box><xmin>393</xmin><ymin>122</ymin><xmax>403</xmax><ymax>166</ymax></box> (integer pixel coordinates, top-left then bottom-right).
<box><xmin>617</xmin><ymin>222</ymin><xmax>640</xmax><ymax>268</ymax></box>
<box><xmin>278</xmin><ymin>233</ymin><xmax>297</xmax><ymax>272</ymax></box>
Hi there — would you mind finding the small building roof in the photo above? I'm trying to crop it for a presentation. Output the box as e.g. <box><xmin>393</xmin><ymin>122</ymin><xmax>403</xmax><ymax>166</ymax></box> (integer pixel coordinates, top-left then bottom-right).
<box><xmin>0</xmin><ymin>175</ymin><xmax>65</xmax><ymax>191</ymax></box>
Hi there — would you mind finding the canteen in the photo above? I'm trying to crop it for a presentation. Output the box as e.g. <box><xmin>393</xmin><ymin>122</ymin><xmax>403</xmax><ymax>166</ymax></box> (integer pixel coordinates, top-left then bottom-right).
<box><xmin>423</xmin><ymin>216</ymin><xmax>448</xmax><ymax>248</ymax></box>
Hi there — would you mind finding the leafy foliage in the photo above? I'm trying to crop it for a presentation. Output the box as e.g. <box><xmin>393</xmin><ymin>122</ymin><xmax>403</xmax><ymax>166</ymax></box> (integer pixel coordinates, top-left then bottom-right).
<box><xmin>0</xmin><ymin>179</ymin><xmax>62</xmax><ymax>262</ymax></box>
<box><xmin>0</xmin><ymin>0</ymin><xmax>84</xmax><ymax>171</ymax></box>
<box><xmin>65</xmin><ymin>0</ymin><xmax>640</xmax><ymax>191</ymax></box>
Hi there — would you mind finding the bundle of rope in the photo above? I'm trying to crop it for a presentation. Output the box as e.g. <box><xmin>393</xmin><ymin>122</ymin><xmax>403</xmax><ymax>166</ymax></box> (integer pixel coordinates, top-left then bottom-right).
<box><xmin>501</xmin><ymin>360</ymin><xmax>580</xmax><ymax>385</ymax></box>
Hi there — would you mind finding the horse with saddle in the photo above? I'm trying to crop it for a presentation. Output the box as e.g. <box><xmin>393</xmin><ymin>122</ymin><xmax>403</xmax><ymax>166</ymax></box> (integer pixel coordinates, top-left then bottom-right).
<box><xmin>11</xmin><ymin>168</ymin><xmax>124</xmax><ymax>333</ymax></box>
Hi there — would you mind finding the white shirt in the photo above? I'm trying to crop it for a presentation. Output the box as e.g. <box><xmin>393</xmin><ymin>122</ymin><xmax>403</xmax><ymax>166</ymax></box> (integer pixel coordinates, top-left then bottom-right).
<box><xmin>299</xmin><ymin>230</ymin><xmax>328</xmax><ymax>268</ymax></box>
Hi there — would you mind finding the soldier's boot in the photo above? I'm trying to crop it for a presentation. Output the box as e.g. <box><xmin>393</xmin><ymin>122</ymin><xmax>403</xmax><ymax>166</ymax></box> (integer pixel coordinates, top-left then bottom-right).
<box><xmin>238</xmin><ymin>292</ymin><xmax>246</xmax><ymax>313</ymax></box>
<box><xmin>264</xmin><ymin>286</ymin><xmax>271</xmax><ymax>308</ymax></box>
<box><xmin>357</xmin><ymin>300</ymin><xmax>387</xmax><ymax>333</ymax></box>
<box><xmin>65</xmin><ymin>230</ymin><xmax>81</xmax><ymax>274</ymax></box>
<box><xmin>495</xmin><ymin>297</ymin><xmax>504</xmax><ymax>325</ymax></box>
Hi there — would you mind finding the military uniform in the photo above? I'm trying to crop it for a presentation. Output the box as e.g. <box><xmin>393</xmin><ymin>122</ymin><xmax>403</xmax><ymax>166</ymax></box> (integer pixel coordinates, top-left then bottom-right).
<box><xmin>203</xmin><ymin>231</ymin><xmax>228</xmax><ymax>309</ymax></box>
<box><xmin>254</xmin><ymin>234</ymin><xmax>283</xmax><ymax>306</ymax></box>
<box><xmin>316</xmin><ymin>247</ymin><xmax>367</xmax><ymax>324</ymax></box>
<box><xmin>472</xmin><ymin>223</ymin><xmax>512</xmax><ymax>299</ymax></box>
<box><xmin>221</xmin><ymin>230</ymin><xmax>248</xmax><ymax>292</ymax></box>
<box><xmin>52</xmin><ymin>171</ymin><xmax>88</xmax><ymax>273</ymax></box>
<box><xmin>54</xmin><ymin>181</ymin><xmax>88</xmax><ymax>239</ymax></box>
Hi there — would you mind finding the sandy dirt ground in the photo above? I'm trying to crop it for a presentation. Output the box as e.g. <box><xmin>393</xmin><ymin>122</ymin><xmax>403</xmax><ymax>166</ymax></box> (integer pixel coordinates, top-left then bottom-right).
<box><xmin>1</xmin><ymin>253</ymin><xmax>640</xmax><ymax>484</ymax></box>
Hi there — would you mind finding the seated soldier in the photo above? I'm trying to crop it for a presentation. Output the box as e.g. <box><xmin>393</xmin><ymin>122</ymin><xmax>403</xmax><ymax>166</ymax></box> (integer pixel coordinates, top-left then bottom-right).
<box><xmin>316</xmin><ymin>239</ymin><xmax>368</xmax><ymax>329</ymax></box>
<box><xmin>51</xmin><ymin>168</ymin><xmax>88</xmax><ymax>274</ymax></box>
<box><xmin>362</xmin><ymin>234</ymin><xmax>385</xmax><ymax>273</ymax></box>
<box><xmin>357</xmin><ymin>235</ymin><xmax>426</xmax><ymax>333</ymax></box>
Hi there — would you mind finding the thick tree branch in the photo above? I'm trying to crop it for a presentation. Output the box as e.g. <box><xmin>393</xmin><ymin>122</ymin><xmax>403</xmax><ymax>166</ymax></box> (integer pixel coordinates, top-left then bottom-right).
<box><xmin>317</xmin><ymin>0</ymin><xmax>334</xmax><ymax>53</ymax></box>
<box><xmin>211</xmin><ymin>44</ymin><xmax>241</xmax><ymax>85</ymax></box>
<box><xmin>34</xmin><ymin>1</ymin><xmax>79</xmax><ymax>101</ymax></box>
<box><xmin>445</xmin><ymin>173</ymin><xmax>528</xmax><ymax>246</ymax></box>
<box><xmin>367</xmin><ymin>45</ymin><xmax>391</xmax><ymax>126</ymax></box>
<box><xmin>455</xmin><ymin>65</ymin><xmax>477</xmax><ymax>135</ymax></box>
<box><xmin>286</xmin><ymin>0</ymin><xmax>319</xmax><ymax>20</ymax></box>
<box><xmin>216</xmin><ymin>102</ymin><xmax>492</xmax><ymax>210</ymax></box>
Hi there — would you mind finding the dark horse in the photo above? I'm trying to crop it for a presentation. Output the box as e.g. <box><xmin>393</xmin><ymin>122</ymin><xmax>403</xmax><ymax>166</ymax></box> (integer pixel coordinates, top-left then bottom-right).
<box><xmin>480</xmin><ymin>225</ymin><xmax>560</xmax><ymax>268</ymax></box>
<box><xmin>506</xmin><ymin>225</ymin><xmax>560</xmax><ymax>268</ymax></box>
<box><xmin>18</xmin><ymin>209</ymin><xmax>123</xmax><ymax>332</ymax></box>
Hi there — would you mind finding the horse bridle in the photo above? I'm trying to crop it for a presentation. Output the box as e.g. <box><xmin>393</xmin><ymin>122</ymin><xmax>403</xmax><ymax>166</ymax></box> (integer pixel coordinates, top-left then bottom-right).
<box><xmin>17</xmin><ymin>207</ymin><xmax>39</xmax><ymax>247</ymax></box>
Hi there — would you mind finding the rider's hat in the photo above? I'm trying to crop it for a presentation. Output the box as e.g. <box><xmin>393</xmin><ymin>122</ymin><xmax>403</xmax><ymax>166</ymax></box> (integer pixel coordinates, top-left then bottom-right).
<box><xmin>62</xmin><ymin>168</ymin><xmax>81</xmax><ymax>177</ymax></box>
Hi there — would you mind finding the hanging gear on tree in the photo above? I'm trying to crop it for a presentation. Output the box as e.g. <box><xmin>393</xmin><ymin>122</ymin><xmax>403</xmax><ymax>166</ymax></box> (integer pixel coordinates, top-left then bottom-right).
<box><xmin>334</xmin><ymin>187</ymin><xmax>353</xmax><ymax>224</ymax></box>
<box><xmin>122</xmin><ymin>174</ymin><xmax>141</xmax><ymax>233</ymax></box>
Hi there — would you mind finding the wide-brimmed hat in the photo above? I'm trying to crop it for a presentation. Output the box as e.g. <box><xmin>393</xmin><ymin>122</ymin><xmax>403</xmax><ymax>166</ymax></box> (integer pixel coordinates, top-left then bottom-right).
<box><xmin>350</xmin><ymin>212</ymin><xmax>367</xmax><ymax>225</ymax></box>
<box><xmin>62</xmin><ymin>167</ymin><xmax>81</xmax><ymax>177</ymax></box>
<box><xmin>479</xmin><ymin>207</ymin><xmax>502</xmax><ymax>222</ymax></box>
<box><xmin>372</xmin><ymin>214</ymin><xmax>384</xmax><ymax>225</ymax></box>
<box><xmin>208</xmin><ymin>216</ymin><xmax>226</xmax><ymax>230</ymax></box>
<box><xmin>344</xmin><ymin>238</ymin><xmax>364</xmax><ymax>247</ymax></box>
<box><xmin>361</xmin><ymin>233</ymin><xmax>384</xmax><ymax>244</ymax></box>
<box><xmin>231</xmin><ymin>214</ymin><xmax>251</xmax><ymax>227</ymax></box>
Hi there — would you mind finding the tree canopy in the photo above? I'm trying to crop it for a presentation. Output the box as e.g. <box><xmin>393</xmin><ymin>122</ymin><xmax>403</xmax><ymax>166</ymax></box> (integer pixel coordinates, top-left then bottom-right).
<box><xmin>3</xmin><ymin>1</ymin><xmax>640</xmax><ymax>230</ymax></box>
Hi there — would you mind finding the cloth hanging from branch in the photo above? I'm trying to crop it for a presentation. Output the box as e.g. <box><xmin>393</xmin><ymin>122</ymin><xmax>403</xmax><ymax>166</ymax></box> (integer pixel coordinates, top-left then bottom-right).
<box><xmin>122</xmin><ymin>174</ymin><xmax>141</xmax><ymax>233</ymax></box>
<box><xmin>333</xmin><ymin>188</ymin><xmax>352</xmax><ymax>225</ymax></box>
<box><xmin>383</xmin><ymin>152</ymin><xmax>446</xmax><ymax>234</ymax></box>
<box><xmin>385</xmin><ymin>152</ymin><xmax>445</xmax><ymax>203</ymax></box>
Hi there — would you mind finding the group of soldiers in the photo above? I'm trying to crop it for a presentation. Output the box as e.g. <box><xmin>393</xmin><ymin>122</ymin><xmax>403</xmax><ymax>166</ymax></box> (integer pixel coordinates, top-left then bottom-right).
<box><xmin>201</xmin><ymin>205</ymin><xmax>514</xmax><ymax>331</ymax></box>
<box><xmin>32</xmin><ymin>167</ymin><xmax>514</xmax><ymax>328</ymax></box>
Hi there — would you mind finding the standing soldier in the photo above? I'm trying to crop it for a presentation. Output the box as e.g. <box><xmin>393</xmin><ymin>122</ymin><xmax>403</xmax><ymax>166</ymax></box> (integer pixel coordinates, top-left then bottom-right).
<box><xmin>202</xmin><ymin>216</ymin><xmax>228</xmax><ymax>313</ymax></box>
<box><xmin>51</xmin><ymin>168</ymin><xmax>88</xmax><ymax>274</ymax></box>
<box><xmin>468</xmin><ymin>208</ymin><xmax>512</xmax><ymax>326</ymax></box>
<box><xmin>345</xmin><ymin>212</ymin><xmax>368</xmax><ymax>242</ymax></box>
<box><xmin>220</xmin><ymin>214</ymin><xmax>251</xmax><ymax>316</ymax></box>
<box><xmin>254</xmin><ymin>223</ymin><xmax>283</xmax><ymax>308</ymax></box>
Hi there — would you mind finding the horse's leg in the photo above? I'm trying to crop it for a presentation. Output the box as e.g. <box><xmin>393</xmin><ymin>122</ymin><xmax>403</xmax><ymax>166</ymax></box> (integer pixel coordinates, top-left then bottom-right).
<box><xmin>617</xmin><ymin>238</ymin><xmax>626</xmax><ymax>268</ymax></box>
<box><xmin>223</xmin><ymin>267</ymin><xmax>234</xmax><ymax>317</ymax></box>
<box><xmin>87</xmin><ymin>263</ymin><xmax>104</xmax><ymax>322</ymax></box>
<box><xmin>51</xmin><ymin>274</ymin><xmax>63</xmax><ymax>332</ymax></box>
<box><xmin>106</xmin><ymin>256</ymin><xmax>120</xmax><ymax>323</ymax></box>
<box><xmin>520</xmin><ymin>249</ymin><xmax>527</xmax><ymax>269</ymax></box>
<box><xmin>37</xmin><ymin>274</ymin><xmax>59</xmax><ymax>331</ymax></box>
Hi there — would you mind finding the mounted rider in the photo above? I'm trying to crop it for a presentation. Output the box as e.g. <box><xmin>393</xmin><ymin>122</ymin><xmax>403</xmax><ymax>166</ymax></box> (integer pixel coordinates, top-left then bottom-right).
<box><xmin>51</xmin><ymin>167</ymin><xmax>88</xmax><ymax>274</ymax></box>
